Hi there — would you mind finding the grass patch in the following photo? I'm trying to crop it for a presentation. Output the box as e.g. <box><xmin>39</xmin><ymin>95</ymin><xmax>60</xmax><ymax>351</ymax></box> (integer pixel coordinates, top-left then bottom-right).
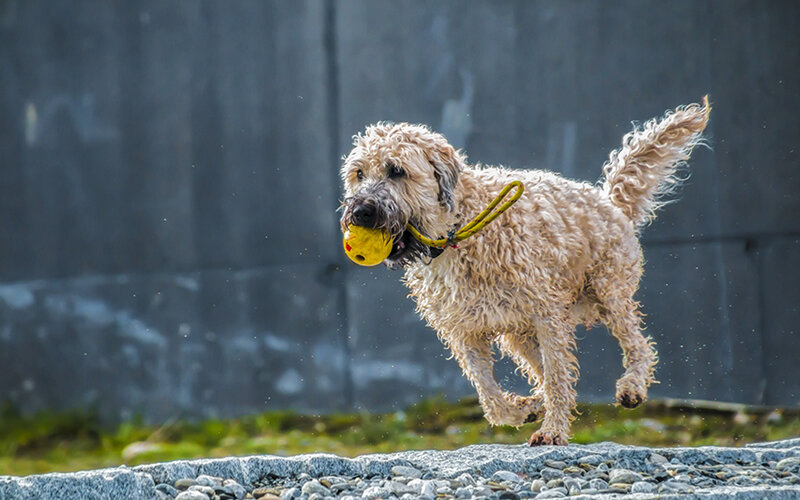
<box><xmin>1</xmin><ymin>397</ymin><xmax>798</xmax><ymax>477</ymax></box>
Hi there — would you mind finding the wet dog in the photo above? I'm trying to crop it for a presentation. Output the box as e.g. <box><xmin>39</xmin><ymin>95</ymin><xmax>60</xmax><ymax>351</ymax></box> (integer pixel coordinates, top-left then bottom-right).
<box><xmin>339</xmin><ymin>99</ymin><xmax>710</xmax><ymax>445</ymax></box>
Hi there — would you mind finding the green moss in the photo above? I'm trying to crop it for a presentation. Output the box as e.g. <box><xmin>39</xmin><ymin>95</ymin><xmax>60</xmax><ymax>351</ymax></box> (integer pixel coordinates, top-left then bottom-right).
<box><xmin>1</xmin><ymin>397</ymin><xmax>798</xmax><ymax>477</ymax></box>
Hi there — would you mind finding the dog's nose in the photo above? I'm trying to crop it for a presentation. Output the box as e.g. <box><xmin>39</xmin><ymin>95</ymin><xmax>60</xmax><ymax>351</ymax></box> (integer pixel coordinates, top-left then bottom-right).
<box><xmin>352</xmin><ymin>203</ymin><xmax>377</xmax><ymax>227</ymax></box>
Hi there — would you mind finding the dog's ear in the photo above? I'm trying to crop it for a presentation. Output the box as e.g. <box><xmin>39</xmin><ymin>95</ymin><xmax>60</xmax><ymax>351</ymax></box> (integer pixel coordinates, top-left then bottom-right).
<box><xmin>428</xmin><ymin>141</ymin><xmax>463</xmax><ymax>212</ymax></box>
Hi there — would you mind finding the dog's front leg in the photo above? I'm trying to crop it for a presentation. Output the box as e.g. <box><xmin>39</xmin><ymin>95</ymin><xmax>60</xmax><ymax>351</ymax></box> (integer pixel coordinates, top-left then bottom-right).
<box><xmin>447</xmin><ymin>336</ymin><xmax>537</xmax><ymax>427</ymax></box>
<box><xmin>528</xmin><ymin>318</ymin><xmax>578</xmax><ymax>446</ymax></box>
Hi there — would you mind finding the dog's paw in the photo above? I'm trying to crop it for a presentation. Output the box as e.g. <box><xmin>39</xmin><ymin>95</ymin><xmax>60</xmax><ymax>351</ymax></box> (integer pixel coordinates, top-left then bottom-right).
<box><xmin>524</xmin><ymin>411</ymin><xmax>539</xmax><ymax>424</ymax></box>
<box><xmin>527</xmin><ymin>430</ymin><xmax>569</xmax><ymax>446</ymax></box>
<box><xmin>508</xmin><ymin>393</ymin><xmax>544</xmax><ymax>425</ymax></box>
<box><xmin>617</xmin><ymin>390</ymin><xmax>644</xmax><ymax>409</ymax></box>
<box><xmin>615</xmin><ymin>374</ymin><xmax>648</xmax><ymax>409</ymax></box>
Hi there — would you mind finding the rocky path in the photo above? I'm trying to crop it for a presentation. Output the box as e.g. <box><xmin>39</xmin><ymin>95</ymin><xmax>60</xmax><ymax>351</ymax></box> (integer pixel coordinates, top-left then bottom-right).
<box><xmin>2</xmin><ymin>439</ymin><xmax>800</xmax><ymax>499</ymax></box>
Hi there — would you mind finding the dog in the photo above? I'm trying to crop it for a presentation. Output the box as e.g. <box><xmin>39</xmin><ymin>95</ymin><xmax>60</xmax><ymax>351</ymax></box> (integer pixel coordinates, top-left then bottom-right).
<box><xmin>339</xmin><ymin>98</ymin><xmax>710</xmax><ymax>445</ymax></box>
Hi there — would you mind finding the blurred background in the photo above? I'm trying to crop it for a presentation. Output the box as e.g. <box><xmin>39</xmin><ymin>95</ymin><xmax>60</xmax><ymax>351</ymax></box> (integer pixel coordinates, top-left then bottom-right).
<box><xmin>1</xmin><ymin>0</ymin><xmax>799</xmax><ymax>470</ymax></box>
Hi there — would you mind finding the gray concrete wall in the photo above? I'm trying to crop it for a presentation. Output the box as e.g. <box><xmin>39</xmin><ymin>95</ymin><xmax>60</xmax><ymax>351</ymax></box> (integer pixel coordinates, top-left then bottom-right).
<box><xmin>0</xmin><ymin>0</ymin><xmax>798</xmax><ymax>421</ymax></box>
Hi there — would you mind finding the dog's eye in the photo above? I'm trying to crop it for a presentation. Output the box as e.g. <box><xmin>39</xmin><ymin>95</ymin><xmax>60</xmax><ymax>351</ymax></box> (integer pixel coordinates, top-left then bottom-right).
<box><xmin>356</xmin><ymin>169</ymin><xmax>364</xmax><ymax>182</ymax></box>
<box><xmin>387</xmin><ymin>163</ymin><xmax>406</xmax><ymax>179</ymax></box>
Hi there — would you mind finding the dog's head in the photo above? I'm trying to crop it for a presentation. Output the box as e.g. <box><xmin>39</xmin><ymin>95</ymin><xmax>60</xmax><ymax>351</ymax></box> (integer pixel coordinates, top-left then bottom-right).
<box><xmin>339</xmin><ymin>122</ymin><xmax>464</xmax><ymax>268</ymax></box>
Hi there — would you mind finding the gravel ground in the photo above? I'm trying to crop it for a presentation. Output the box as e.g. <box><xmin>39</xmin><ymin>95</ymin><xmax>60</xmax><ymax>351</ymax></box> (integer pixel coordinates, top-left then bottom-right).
<box><xmin>2</xmin><ymin>439</ymin><xmax>800</xmax><ymax>499</ymax></box>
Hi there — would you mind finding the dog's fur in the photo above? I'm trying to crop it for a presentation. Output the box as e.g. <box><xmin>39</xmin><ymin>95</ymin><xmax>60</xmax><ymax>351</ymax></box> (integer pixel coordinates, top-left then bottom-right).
<box><xmin>340</xmin><ymin>99</ymin><xmax>710</xmax><ymax>445</ymax></box>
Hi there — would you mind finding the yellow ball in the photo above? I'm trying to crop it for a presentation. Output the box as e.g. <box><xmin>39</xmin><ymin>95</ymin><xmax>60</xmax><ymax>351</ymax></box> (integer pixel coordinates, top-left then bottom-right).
<box><xmin>342</xmin><ymin>226</ymin><xmax>393</xmax><ymax>266</ymax></box>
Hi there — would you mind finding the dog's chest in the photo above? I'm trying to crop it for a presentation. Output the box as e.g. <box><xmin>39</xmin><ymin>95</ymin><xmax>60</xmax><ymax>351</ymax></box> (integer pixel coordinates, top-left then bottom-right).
<box><xmin>403</xmin><ymin>251</ymin><xmax>536</xmax><ymax>334</ymax></box>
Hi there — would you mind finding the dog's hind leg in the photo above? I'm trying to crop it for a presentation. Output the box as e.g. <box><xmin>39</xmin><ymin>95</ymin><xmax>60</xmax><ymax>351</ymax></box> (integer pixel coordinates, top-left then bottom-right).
<box><xmin>527</xmin><ymin>315</ymin><xmax>578</xmax><ymax>446</ymax></box>
<box><xmin>593</xmin><ymin>268</ymin><xmax>658</xmax><ymax>408</ymax></box>
<box><xmin>447</xmin><ymin>336</ymin><xmax>540</xmax><ymax>427</ymax></box>
<box><xmin>496</xmin><ymin>334</ymin><xmax>545</xmax><ymax>422</ymax></box>
<box><xmin>605</xmin><ymin>299</ymin><xmax>657</xmax><ymax>408</ymax></box>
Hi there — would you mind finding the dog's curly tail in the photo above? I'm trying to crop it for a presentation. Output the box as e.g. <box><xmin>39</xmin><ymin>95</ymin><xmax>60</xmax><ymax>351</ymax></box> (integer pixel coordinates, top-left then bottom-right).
<box><xmin>601</xmin><ymin>96</ymin><xmax>711</xmax><ymax>228</ymax></box>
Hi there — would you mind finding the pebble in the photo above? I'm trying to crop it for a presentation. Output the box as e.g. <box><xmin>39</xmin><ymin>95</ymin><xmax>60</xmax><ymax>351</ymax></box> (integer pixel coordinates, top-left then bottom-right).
<box><xmin>362</xmin><ymin>486</ymin><xmax>390</xmax><ymax>499</ymax></box>
<box><xmin>223</xmin><ymin>479</ymin><xmax>247</xmax><ymax>499</ymax></box>
<box><xmin>279</xmin><ymin>487</ymin><xmax>299</xmax><ymax>499</ymax></box>
<box><xmin>588</xmin><ymin>478</ymin><xmax>608</xmax><ymax>490</ymax></box>
<box><xmin>544</xmin><ymin>460</ymin><xmax>567</xmax><ymax>469</ymax></box>
<box><xmin>630</xmin><ymin>481</ymin><xmax>655</xmax><ymax>493</ymax></box>
<box><xmin>608</xmin><ymin>468</ymin><xmax>643</xmax><ymax>484</ymax></box>
<box><xmin>562</xmin><ymin>477</ymin><xmax>581</xmax><ymax>493</ymax></box>
<box><xmin>659</xmin><ymin>480</ymin><xmax>693</xmax><ymax>492</ymax></box>
<box><xmin>457</xmin><ymin>473</ymin><xmax>476</xmax><ymax>486</ymax></box>
<box><xmin>776</xmin><ymin>456</ymin><xmax>800</xmax><ymax>472</ymax></box>
<box><xmin>529</xmin><ymin>479</ymin><xmax>545</xmax><ymax>492</ymax></box>
<box><xmin>649</xmin><ymin>453</ymin><xmax>669</xmax><ymax>465</ymax></box>
<box><xmin>545</xmin><ymin>479</ymin><xmax>563</xmax><ymax>489</ymax></box>
<box><xmin>386</xmin><ymin>479</ymin><xmax>415</xmax><ymax>495</ymax></box>
<box><xmin>300</xmin><ymin>479</ymin><xmax>330</xmax><ymax>496</ymax></box>
<box><xmin>175</xmin><ymin>491</ymin><xmax>210</xmax><ymax>500</ymax></box>
<box><xmin>391</xmin><ymin>465</ymin><xmax>423</xmax><ymax>479</ymax></box>
<box><xmin>189</xmin><ymin>485</ymin><xmax>214</xmax><ymax>495</ymax></box>
<box><xmin>578</xmin><ymin>454</ymin><xmax>604</xmax><ymax>466</ymax></box>
<box><xmin>420</xmin><ymin>480</ymin><xmax>436</xmax><ymax>497</ymax></box>
<box><xmin>195</xmin><ymin>475</ymin><xmax>220</xmax><ymax>487</ymax></box>
<box><xmin>492</xmin><ymin>470</ymin><xmax>522</xmax><ymax>483</ymax></box>
<box><xmin>536</xmin><ymin>487</ymin><xmax>566</xmax><ymax>498</ymax></box>
<box><xmin>156</xmin><ymin>484</ymin><xmax>179</xmax><ymax>497</ymax></box>
<box><xmin>539</xmin><ymin>467</ymin><xmax>563</xmax><ymax>481</ymax></box>
<box><xmin>175</xmin><ymin>478</ymin><xmax>198</xmax><ymax>490</ymax></box>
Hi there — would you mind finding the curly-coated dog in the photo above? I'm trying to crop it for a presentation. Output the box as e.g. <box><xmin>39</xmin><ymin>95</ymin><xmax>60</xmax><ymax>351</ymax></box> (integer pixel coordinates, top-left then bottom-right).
<box><xmin>339</xmin><ymin>98</ymin><xmax>710</xmax><ymax>445</ymax></box>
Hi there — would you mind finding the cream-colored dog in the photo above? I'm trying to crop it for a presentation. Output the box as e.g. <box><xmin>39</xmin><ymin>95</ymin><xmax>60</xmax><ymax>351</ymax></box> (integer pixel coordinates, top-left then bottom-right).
<box><xmin>340</xmin><ymin>99</ymin><xmax>710</xmax><ymax>445</ymax></box>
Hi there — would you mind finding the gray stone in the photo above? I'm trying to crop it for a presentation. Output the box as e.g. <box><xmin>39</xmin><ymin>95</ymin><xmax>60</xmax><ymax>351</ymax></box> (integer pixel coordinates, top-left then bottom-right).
<box><xmin>391</xmin><ymin>465</ymin><xmax>423</xmax><ymax>479</ymax></box>
<box><xmin>539</xmin><ymin>467</ymin><xmax>564</xmax><ymax>481</ymax></box>
<box><xmin>175</xmin><ymin>478</ymin><xmax>198</xmax><ymax>490</ymax></box>
<box><xmin>608</xmin><ymin>468</ymin><xmax>643</xmax><ymax>484</ymax></box>
<box><xmin>776</xmin><ymin>456</ymin><xmax>800</xmax><ymax>471</ymax></box>
<box><xmin>630</xmin><ymin>480</ymin><xmax>655</xmax><ymax>493</ymax></box>
<box><xmin>222</xmin><ymin>479</ymin><xmax>246</xmax><ymax>499</ymax></box>
<box><xmin>545</xmin><ymin>479</ymin><xmax>563</xmax><ymax>489</ymax></box>
<box><xmin>659</xmin><ymin>480</ymin><xmax>693</xmax><ymax>493</ymax></box>
<box><xmin>436</xmin><ymin>485</ymin><xmax>454</xmax><ymax>495</ymax></box>
<box><xmin>588</xmin><ymin>477</ymin><xmax>608</xmax><ymax>490</ymax></box>
<box><xmin>188</xmin><ymin>484</ymin><xmax>216</xmax><ymax>496</ymax></box>
<box><xmin>195</xmin><ymin>475</ymin><xmax>220</xmax><ymax>487</ymax></box>
<box><xmin>279</xmin><ymin>487</ymin><xmax>299</xmax><ymax>500</ymax></box>
<box><xmin>456</xmin><ymin>473</ymin><xmax>476</xmax><ymax>486</ymax></box>
<box><xmin>544</xmin><ymin>460</ymin><xmax>567</xmax><ymax>470</ymax></box>
<box><xmin>649</xmin><ymin>453</ymin><xmax>669</xmax><ymax>465</ymax></box>
<box><xmin>748</xmin><ymin>438</ymin><xmax>800</xmax><ymax>450</ymax></box>
<box><xmin>406</xmin><ymin>478</ymin><xmax>424</xmax><ymax>493</ymax></box>
<box><xmin>175</xmin><ymin>491</ymin><xmax>210</xmax><ymax>500</ymax></box>
<box><xmin>454</xmin><ymin>486</ymin><xmax>472</xmax><ymax>498</ymax></box>
<box><xmin>157</xmin><ymin>483</ymin><xmax>180</xmax><ymax>496</ymax></box>
<box><xmin>362</xmin><ymin>485</ymin><xmax>391</xmax><ymax>499</ymax></box>
<box><xmin>562</xmin><ymin>477</ymin><xmax>581</xmax><ymax>492</ymax></box>
<box><xmin>492</xmin><ymin>470</ymin><xmax>522</xmax><ymax>483</ymax></box>
<box><xmin>386</xmin><ymin>479</ymin><xmax>416</xmax><ymax>495</ymax></box>
<box><xmin>420</xmin><ymin>480</ymin><xmax>436</xmax><ymax>497</ymax></box>
<box><xmin>535</xmin><ymin>488</ymin><xmax>566</xmax><ymax>498</ymax></box>
<box><xmin>301</xmin><ymin>479</ymin><xmax>331</xmax><ymax>496</ymax></box>
<box><xmin>577</xmin><ymin>454</ymin><xmax>604</xmax><ymax>466</ymax></box>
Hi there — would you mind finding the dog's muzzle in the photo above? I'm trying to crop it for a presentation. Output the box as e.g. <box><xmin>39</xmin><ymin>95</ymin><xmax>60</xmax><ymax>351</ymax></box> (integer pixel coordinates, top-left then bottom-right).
<box><xmin>351</xmin><ymin>202</ymin><xmax>378</xmax><ymax>228</ymax></box>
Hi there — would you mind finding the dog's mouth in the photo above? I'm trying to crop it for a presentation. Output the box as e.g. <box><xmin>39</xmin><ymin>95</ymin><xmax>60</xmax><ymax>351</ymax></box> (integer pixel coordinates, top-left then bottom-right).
<box><xmin>384</xmin><ymin>224</ymin><xmax>441</xmax><ymax>269</ymax></box>
<box><xmin>387</xmin><ymin>229</ymin><xmax>413</xmax><ymax>261</ymax></box>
